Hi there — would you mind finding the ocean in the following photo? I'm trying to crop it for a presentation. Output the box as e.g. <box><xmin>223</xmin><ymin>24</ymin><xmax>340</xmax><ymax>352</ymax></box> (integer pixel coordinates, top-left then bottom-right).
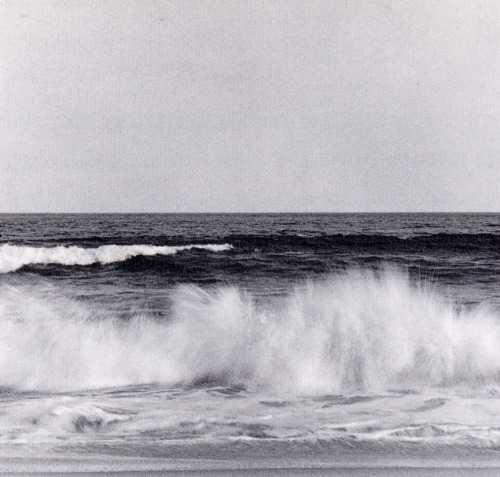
<box><xmin>0</xmin><ymin>213</ymin><xmax>499</xmax><ymax>474</ymax></box>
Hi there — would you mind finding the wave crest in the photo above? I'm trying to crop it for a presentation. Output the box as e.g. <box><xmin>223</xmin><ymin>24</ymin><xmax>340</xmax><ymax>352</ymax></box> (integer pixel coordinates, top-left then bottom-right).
<box><xmin>0</xmin><ymin>243</ymin><xmax>232</xmax><ymax>273</ymax></box>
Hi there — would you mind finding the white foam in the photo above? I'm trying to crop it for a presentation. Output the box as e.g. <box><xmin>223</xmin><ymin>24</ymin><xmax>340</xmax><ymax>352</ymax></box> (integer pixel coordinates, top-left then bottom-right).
<box><xmin>0</xmin><ymin>269</ymin><xmax>499</xmax><ymax>393</ymax></box>
<box><xmin>0</xmin><ymin>243</ymin><xmax>232</xmax><ymax>273</ymax></box>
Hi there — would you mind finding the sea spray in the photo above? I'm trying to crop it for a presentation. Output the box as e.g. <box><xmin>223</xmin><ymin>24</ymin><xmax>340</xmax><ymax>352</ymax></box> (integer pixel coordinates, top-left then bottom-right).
<box><xmin>0</xmin><ymin>269</ymin><xmax>498</xmax><ymax>393</ymax></box>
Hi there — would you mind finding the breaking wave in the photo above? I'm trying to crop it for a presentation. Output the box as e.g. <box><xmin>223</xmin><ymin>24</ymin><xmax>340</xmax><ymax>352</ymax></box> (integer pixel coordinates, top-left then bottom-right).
<box><xmin>0</xmin><ymin>269</ymin><xmax>499</xmax><ymax>393</ymax></box>
<box><xmin>0</xmin><ymin>244</ymin><xmax>232</xmax><ymax>273</ymax></box>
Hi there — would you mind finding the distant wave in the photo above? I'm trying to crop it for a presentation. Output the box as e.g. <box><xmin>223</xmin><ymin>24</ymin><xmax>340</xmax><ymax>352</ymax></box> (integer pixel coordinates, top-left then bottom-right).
<box><xmin>1</xmin><ymin>269</ymin><xmax>498</xmax><ymax>393</ymax></box>
<box><xmin>228</xmin><ymin>233</ymin><xmax>500</xmax><ymax>252</ymax></box>
<box><xmin>0</xmin><ymin>244</ymin><xmax>232</xmax><ymax>273</ymax></box>
<box><xmin>7</xmin><ymin>232</ymin><xmax>498</xmax><ymax>253</ymax></box>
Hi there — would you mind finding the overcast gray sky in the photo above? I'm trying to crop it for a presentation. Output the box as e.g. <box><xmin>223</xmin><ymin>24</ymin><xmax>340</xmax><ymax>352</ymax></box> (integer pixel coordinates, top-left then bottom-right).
<box><xmin>1</xmin><ymin>0</ymin><xmax>499</xmax><ymax>212</ymax></box>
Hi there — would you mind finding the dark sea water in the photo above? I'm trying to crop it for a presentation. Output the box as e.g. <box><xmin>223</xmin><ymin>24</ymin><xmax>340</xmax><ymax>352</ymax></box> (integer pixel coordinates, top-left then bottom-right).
<box><xmin>0</xmin><ymin>213</ymin><xmax>499</xmax><ymax>471</ymax></box>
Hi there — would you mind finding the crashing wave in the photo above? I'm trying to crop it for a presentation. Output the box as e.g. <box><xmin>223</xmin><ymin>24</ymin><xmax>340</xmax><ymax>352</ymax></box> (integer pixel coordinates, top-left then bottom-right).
<box><xmin>0</xmin><ymin>269</ymin><xmax>498</xmax><ymax>393</ymax></box>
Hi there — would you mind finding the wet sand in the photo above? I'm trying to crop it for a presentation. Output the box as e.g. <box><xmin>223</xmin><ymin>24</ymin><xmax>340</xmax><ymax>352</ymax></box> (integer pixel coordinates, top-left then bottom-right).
<box><xmin>1</xmin><ymin>455</ymin><xmax>500</xmax><ymax>477</ymax></box>
<box><xmin>2</xmin><ymin>468</ymin><xmax>500</xmax><ymax>476</ymax></box>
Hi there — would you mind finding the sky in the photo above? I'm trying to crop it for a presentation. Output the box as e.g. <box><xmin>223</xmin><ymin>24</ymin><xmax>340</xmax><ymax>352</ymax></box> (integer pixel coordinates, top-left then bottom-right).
<box><xmin>1</xmin><ymin>0</ymin><xmax>499</xmax><ymax>213</ymax></box>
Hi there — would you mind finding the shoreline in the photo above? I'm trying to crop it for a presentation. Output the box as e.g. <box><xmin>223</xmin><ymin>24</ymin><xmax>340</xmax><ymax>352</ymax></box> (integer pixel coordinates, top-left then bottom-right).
<box><xmin>2</xmin><ymin>451</ymin><xmax>500</xmax><ymax>476</ymax></box>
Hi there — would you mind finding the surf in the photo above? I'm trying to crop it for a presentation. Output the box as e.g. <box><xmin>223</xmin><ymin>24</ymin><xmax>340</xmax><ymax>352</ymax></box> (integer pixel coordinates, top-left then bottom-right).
<box><xmin>0</xmin><ymin>268</ymin><xmax>498</xmax><ymax>393</ymax></box>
